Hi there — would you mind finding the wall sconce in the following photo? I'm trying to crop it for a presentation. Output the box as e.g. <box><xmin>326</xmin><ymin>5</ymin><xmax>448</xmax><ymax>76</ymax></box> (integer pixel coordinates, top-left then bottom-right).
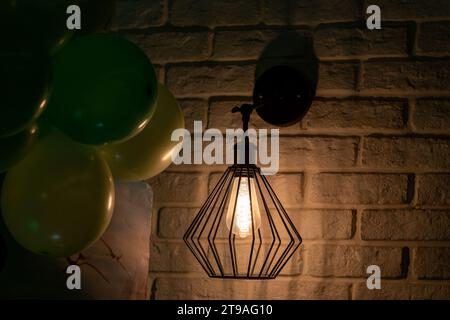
<box><xmin>184</xmin><ymin>65</ymin><xmax>315</xmax><ymax>279</ymax></box>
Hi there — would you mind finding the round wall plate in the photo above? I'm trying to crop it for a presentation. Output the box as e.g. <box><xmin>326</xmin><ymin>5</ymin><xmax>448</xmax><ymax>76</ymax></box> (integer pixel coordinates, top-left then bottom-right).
<box><xmin>253</xmin><ymin>65</ymin><xmax>315</xmax><ymax>127</ymax></box>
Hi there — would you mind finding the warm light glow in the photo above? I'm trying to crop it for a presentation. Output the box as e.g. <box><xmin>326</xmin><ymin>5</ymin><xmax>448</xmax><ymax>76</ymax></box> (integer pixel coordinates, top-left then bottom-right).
<box><xmin>226</xmin><ymin>177</ymin><xmax>261</xmax><ymax>238</ymax></box>
<box><xmin>137</xmin><ymin>119</ymin><xmax>148</xmax><ymax>131</ymax></box>
<box><xmin>38</xmin><ymin>99</ymin><xmax>47</xmax><ymax>111</ymax></box>
<box><xmin>107</xmin><ymin>194</ymin><xmax>114</xmax><ymax>212</ymax></box>
<box><xmin>161</xmin><ymin>143</ymin><xmax>182</xmax><ymax>162</ymax></box>
<box><xmin>161</xmin><ymin>147</ymin><xmax>175</xmax><ymax>162</ymax></box>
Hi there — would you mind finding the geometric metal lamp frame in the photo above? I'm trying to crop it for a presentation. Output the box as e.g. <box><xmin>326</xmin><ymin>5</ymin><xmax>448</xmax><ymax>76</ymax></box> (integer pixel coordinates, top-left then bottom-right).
<box><xmin>184</xmin><ymin>163</ymin><xmax>302</xmax><ymax>279</ymax></box>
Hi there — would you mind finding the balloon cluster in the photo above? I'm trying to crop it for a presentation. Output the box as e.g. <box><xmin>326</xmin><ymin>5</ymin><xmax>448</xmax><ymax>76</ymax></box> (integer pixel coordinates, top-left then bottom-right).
<box><xmin>0</xmin><ymin>1</ymin><xmax>184</xmax><ymax>257</ymax></box>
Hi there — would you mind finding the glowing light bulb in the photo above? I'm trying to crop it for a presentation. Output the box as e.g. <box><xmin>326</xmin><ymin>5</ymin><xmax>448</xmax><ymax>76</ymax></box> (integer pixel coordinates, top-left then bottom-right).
<box><xmin>226</xmin><ymin>177</ymin><xmax>261</xmax><ymax>238</ymax></box>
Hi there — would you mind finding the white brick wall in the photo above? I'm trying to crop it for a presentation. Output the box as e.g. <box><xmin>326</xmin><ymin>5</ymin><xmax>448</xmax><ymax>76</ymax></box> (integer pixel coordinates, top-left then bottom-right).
<box><xmin>114</xmin><ymin>0</ymin><xmax>450</xmax><ymax>300</ymax></box>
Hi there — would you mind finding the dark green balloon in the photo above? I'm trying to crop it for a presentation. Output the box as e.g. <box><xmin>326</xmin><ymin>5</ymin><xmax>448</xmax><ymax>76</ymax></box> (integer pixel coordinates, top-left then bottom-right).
<box><xmin>0</xmin><ymin>124</ymin><xmax>39</xmax><ymax>173</ymax></box>
<box><xmin>47</xmin><ymin>34</ymin><xmax>158</xmax><ymax>145</ymax></box>
<box><xmin>0</xmin><ymin>52</ymin><xmax>51</xmax><ymax>137</ymax></box>
<box><xmin>0</xmin><ymin>0</ymin><xmax>75</xmax><ymax>55</ymax></box>
<box><xmin>0</xmin><ymin>1</ymin><xmax>116</xmax><ymax>55</ymax></box>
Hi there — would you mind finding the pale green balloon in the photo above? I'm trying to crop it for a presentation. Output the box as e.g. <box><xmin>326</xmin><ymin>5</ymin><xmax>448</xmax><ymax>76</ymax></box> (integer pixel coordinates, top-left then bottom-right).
<box><xmin>100</xmin><ymin>84</ymin><xmax>185</xmax><ymax>181</ymax></box>
<box><xmin>1</xmin><ymin>133</ymin><xmax>114</xmax><ymax>257</ymax></box>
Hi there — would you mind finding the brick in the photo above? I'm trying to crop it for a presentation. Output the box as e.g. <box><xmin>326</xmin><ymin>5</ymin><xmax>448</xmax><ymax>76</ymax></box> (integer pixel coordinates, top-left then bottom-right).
<box><xmin>362</xmin><ymin>137</ymin><xmax>450</xmax><ymax>169</ymax></box>
<box><xmin>306</xmin><ymin>245</ymin><xmax>404</xmax><ymax>278</ymax></box>
<box><xmin>318</xmin><ymin>62</ymin><xmax>358</xmax><ymax>90</ymax></box>
<box><xmin>310</xmin><ymin>173</ymin><xmax>410</xmax><ymax>205</ymax></box>
<box><xmin>119</xmin><ymin>32</ymin><xmax>144</xmax><ymax>46</ymax></box>
<box><xmin>414</xmin><ymin>99</ymin><xmax>450</xmax><ymax>131</ymax></box>
<box><xmin>262</xmin><ymin>280</ymin><xmax>350</xmax><ymax>300</ymax></box>
<box><xmin>170</xmin><ymin>0</ymin><xmax>260</xmax><ymax>27</ymax></box>
<box><xmin>375</xmin><ymin>0</ymin><xmax>450</xmax><ymax>20</ymax></box>
<box><xmin>263</xmin><ymin>0</ymin><xmax>361</xmax><ymax>25</ymax></box>
<box><xmin>150</xmin><ymin>242</ymin><xmax>202</xmax><ymax>272</ymax></box>
<box><xmin>158</xmin><ymin>207</ymin><xmax>198</xmax><ymax>239</ymax></box>
<box><xmin>153</xmin><ymin>278</ymin><xmax>350</xmax><ymax>299</ymax></box>
<box><xmin>417</xmin><ymin>174</ymin><xmax>450</xmax><ymax>206</ymax></box>
<box><xmin>213</xmin><ymin>30</ymin><xmax>280</xmax><ymax>61</ymax></box>
<box><xmin>415</xmin><ymin>247</ymin><xmax>450</xmax><ymax>279</ymax></box>
<box><xmin>112</xmin><ymin>0</ymin><xmax>165</xmax><ymax>29</ymax></box>
<box><xmin>179</xmin><ymin>99</ymin><xmax>208</xmax><ymax>133</ymax></box>
<box><xmin>363</xmin><ymin>59</ymin><xmax>450</xmax><ymax>92</ymax></box>
<box><xmin>304</xmin><ymin>98</ymin><xmax>406</xmax><ymax>130</ymax></box>
<box><xmin>290</xmin><ymin>209</ymin><xmax>354</xmax><ymax>240</ymax></box>
<box><xmin>150</xmin><ymin>172</ymin><xmax>208</xmax><ymax>203</ymax></box>
<box><xmin>315</xmin><ymin>25</ymin><xmax>408</xmax><ymax>58</ymax></box>
<box><xmin>353</xmin><ymin>282</ymin><xmax>450</xmax><ymax>299</ymax></box>
<box><xmin>208</xmin><ymin>172</ymin><xmax>228</xmax><ymax>193</ymax></box>
<box><xmin>279</xmin><ymin>137</ymin><xmax>358</xmax><ymax>170</ymax></box>
<box><xmin>166</xmin><ymin>64</ymin><xmax>254</xmax><ymax>96</ymax></box>
<box><xmin>362</xmin><ymin>210</ymin><xmax>450</xmax><ymax>241</ymax></box>
<box><xmin>208</xmin><ymin>98</ymin><xmax>301</xmax><ymax>134</ymax></box>
<box><xmin>261</xmin><ymin>0</ymin><xmax>287</xmax><ymax>25</ymax></box>
<box><xmin>152</xmin><ymin>277</ymin><xmax>232</xmax><ymax>299</ymax></box>
<box><xmin>119</xmin><ymin>32</ymin><xmax>166</xmax><ymax>77</ymax></box>
<box><xmin>139</xmin><ymin>31</ymin><xmax>210</xmax><ymax>63</ymax></box>
<box><xmin>153</xmin><ymin>65</ymin><xmax>164</xmax><ymax>83</ymax></box>
<box><xmin>266</xmin><ymin>174</ymin><xmax>304</xmax><ymax>207</ymax></box>
<box><xmin>417</xmin><ymin>21</ymin><xmax>450</xmax><ymax>55</ymax></box>
<box><xmin>282</xmin><ymin>249</ymin><xmax>304</xmax><ymax>276</ymax></box>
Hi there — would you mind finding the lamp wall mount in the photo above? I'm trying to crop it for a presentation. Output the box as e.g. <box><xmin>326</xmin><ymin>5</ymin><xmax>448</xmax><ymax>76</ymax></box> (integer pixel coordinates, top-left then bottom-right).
<box><xmin>252</xmin><ymin>65</ymin><xmax>316</xmax><ymax>127</ymax></box>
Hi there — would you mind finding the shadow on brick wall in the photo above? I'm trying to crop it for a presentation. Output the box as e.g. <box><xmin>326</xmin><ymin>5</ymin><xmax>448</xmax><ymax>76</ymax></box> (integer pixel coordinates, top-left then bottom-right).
<box><xmin>255</xmin><ymin>30</ymin><xmax>319</xmax><ymax>92</ymax></box>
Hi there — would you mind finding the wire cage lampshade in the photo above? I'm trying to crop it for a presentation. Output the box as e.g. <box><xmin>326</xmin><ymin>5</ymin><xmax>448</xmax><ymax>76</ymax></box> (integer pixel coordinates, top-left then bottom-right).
<box><xmin>184</xmin><ymin>164</ymin><xmax>302</xmax><ymax>279</ymax></box>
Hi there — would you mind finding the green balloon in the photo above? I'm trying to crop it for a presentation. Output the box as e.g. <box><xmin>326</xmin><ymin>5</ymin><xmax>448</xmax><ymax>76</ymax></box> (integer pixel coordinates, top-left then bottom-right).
<box><xmin>47</xmin><ymin>34</ymin><xmax>158</xmax><ymax>145</ymax></box>
<box><xmin>1</xmin><ymin>0</ymin><xmax>117</xmax><ymax>54</ymax></box>
<box><xmin>1</xmin><ymin>134</ymin><xmax>114</xmax><ymax>257</ymax></box>
<box><xmin>0</xmin><ymin>52</ymin><xmax>51</xmax><ymax>137</ymax></box>
<box><xmin>0</xmin><ymin>0</ymin><xmax>75</xmax><ymax>54</ymax></box>
<box><xmin>100</xmin><ymin>84</ymin><xmax>185</xmax><ymax>181</ymax></box>
<box><xmin>0</xmin><ymin>124</ymin><xmax>39</xmax><ymax>173</ymax></box>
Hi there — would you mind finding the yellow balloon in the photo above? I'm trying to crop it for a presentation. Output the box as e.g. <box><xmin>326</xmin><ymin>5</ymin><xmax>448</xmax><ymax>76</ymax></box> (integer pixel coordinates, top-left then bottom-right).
<box><xmin>1</xmin><ymin>133</ymin><xmax>114</xmax><ymax>257</ymax></box>
<box><xmin>100</xmin><ymin>84</ymin><xmax>185</xmax><ymax>181</ymax></box>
